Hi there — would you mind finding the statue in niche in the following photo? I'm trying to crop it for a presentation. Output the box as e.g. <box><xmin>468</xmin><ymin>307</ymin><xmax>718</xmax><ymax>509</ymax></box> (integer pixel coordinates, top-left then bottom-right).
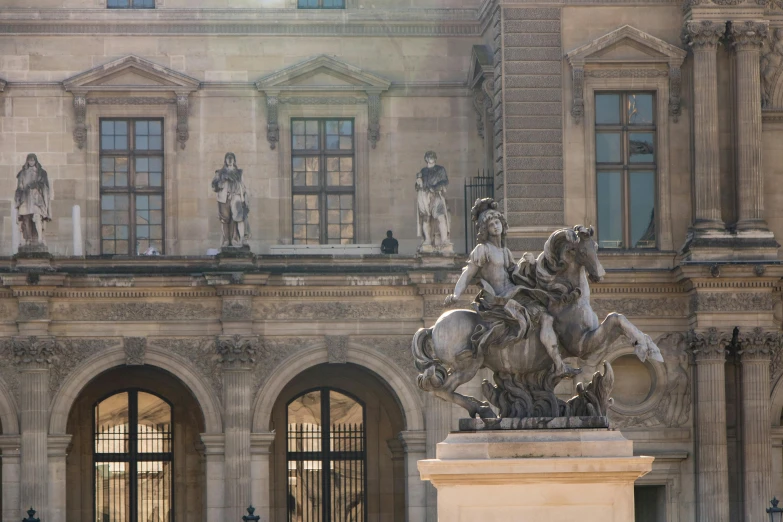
<box><xmin>412</xmin><ymin>198</ymin><xmax>664</xmax><ymax>420</ymax></box>
<box><xmin>415</xmin><ymin>151</ymin><xmax>453</xmax><ymax>255</ymax></box>
<box><xmin>15</xmin><ymin>153</ymin><xmax>51</xmax><ymax>248</ymax></box>
<box><xmin>761</xmin><ymin>28</ymin><xmax>783</xmax><ymax>108</ymax></box>
<box><xmin>212</xmin><ymin>152</ymin><xmax>250</xmax><ymax>248</ymax></box>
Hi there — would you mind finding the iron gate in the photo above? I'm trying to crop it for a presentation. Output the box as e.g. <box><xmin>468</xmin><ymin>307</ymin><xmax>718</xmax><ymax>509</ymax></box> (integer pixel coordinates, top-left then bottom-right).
<box><xmin>464</xmin><ymin>170</ymin><xmax>495</xmax><ymax>253</ymax></box>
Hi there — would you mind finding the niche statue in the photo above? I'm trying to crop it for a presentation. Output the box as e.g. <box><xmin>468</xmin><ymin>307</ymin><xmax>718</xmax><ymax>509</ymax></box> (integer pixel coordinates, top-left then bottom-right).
<box><xmin>212</xmin><ymin>152</ymin><xmax>250</xmax><ymax>248</ymax></box>
<box><xmin>415</xmin><ymin>151</ymin><xmax>453</xmax><ymax>255</ymax></box>
<box><xmin>15</xmin><ymin>153</ymin><xmax>51</xmax><ymax>248</ymax></box>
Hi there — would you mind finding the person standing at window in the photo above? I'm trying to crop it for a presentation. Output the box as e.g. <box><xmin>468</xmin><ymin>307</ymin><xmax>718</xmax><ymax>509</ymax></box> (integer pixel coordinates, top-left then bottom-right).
<box><xmin>381</xmin><ymin>230</ymin><xmax>398</xmax><ymax>254</ymax></box>
<box><xmin>15</xmin><ymin>153</ymin><xmax>51</xmax><ymax>247</ymax></box>
<box><xmin>212</xmin><ymin>152</ymin><xmax>250</xmax><ymax>248</ymax></box>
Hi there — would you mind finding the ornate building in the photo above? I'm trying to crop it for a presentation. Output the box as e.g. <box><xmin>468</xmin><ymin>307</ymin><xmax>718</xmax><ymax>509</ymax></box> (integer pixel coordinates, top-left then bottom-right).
<box><xmin>0</xmin><ymin>1</ymin><xmax>782</xmax><ymax>522</ymax></box>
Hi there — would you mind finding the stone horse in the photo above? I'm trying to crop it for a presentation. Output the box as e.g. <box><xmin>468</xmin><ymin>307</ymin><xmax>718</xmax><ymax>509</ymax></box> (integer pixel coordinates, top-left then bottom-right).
<box><xmin>411</xmin><ymin>226</ymin><xmax>664</xmax><ymax>419</ymax></box>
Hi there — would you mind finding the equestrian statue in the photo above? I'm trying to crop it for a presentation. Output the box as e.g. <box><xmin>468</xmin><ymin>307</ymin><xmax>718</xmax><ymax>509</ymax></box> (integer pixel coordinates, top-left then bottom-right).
<box><xmin>411</xmin><ymin>198</ymin><xmax>664</xmax><ymax>419</ymax></box>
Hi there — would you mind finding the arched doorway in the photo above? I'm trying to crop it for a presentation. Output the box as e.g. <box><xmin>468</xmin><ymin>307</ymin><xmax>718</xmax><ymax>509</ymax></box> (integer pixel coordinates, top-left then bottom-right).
<box><xmin>65</xmin><ymin>366</ymin><xmax>205</xmax><ymax>522</ymax></box>
<box><xmin>270</xmin><ymin>364</ymin><xmax>406</xmax><ymax>522</ymax></box>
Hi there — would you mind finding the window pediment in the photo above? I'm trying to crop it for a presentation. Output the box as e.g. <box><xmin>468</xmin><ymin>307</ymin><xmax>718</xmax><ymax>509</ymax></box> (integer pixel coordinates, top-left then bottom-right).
<box><xmin>256</xmin><ymin>55</ymin><xmax>390</xmax><ymax>150</ymax></box>
<box><xmin>63</xmin><ymin>56</ymin><xmax>199</xmax><ymax>150</ymax></box>
<box><xmin>566</xmin><ymin>26</ymin><xmax>686</xmax><ymax>123</ymax></box>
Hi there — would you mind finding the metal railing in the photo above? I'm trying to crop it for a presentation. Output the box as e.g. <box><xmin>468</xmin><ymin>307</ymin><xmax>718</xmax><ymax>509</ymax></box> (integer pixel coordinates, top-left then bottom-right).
<box><xmin>464</xmin><ymin>169</ymin><xmax>494</xmax><ymax>254</ymax></box>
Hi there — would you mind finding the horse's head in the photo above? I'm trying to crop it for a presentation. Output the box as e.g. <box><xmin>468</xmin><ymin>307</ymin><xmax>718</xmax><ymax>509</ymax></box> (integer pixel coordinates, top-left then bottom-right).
<box><xmin>572</xmin><ymin>225</ymin><xmax>605</xmax><ymax>283</ymax></box>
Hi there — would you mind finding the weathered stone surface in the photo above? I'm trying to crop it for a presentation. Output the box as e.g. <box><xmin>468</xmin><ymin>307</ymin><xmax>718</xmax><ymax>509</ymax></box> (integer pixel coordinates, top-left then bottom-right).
<box><xmin>458</xmin><ymin>416</ymin><xmax>610</xmax><ymax>431</ymax></box>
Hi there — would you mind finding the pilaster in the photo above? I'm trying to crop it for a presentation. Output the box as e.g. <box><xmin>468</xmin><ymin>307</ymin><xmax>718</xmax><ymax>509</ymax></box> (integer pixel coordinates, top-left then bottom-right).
<box><xmin>738</xmin><ymin>327</ymin><xmax>777</xmax><ymax>522</ymax></box>
<box><xmin>690</xmin><ymin>327</ymin><xmax>732</xmax><ymax>522</ymax></box>
<box><xmin>683</xmin><ymin>20</ymin><xmax>725</xmax><ymax>232</ymax></box>
<box><xmin>249</xmin><ymin>432</ymin><xmax>275</xmax><ymax>522</ymax></box>
<box><xmin>47</xmin><ymin>435</ymin><xmax>72</xmax><ymax>522</ymax></box>
<box><xmin>217</xmin><ymin>334</ymin><xmax>257</xmax><ymax>521</ymax></box>
<box><xmin>13</xmin><ymin>336</ymin><xmax>54</xmax><ymax>520</ymax></box>
<box><xmin>200</xmin><ymin>434</ymin><xmax>226</xmax><ymax>522</ymax></box>
<box><xmin>0</xmin><ymin>435</ymin><xmax>21</xmax><ymax>522</ymax></box>
<box><xmin>398</xmin><ymin>430</ymin><xmax>427</xmax><ymax>522</ymax></box>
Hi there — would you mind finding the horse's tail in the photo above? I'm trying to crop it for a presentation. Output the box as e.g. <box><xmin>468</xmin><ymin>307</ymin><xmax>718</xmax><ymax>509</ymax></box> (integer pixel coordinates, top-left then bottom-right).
<box><xmin>412</xmin><ymin>327</ymin><xmax>447</xmax><ymax>391</ymax></box>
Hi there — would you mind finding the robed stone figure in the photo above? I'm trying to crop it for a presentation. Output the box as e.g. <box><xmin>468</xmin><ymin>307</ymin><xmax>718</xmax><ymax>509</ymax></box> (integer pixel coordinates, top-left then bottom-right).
<box><xmin>212</xmin><ymin>152</ymin><xmax>250</xmax><ymax>247</ymax></box>
<box><xmin>415</xmin><ymin>151</ymin><xmax>453</xmax><ymax>254</ymax></box>
<box><xmin>15</xmin><ymin>153</ymin><xmax>51</xmax><ymax>246</ymax></box>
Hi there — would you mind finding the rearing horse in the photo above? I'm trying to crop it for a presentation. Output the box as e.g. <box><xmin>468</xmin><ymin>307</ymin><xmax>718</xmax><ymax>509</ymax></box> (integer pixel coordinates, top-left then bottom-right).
<box><xmin>411</xmin><ymin>225</ymin><xmax>663</xmax><ymax>419</ymax></box>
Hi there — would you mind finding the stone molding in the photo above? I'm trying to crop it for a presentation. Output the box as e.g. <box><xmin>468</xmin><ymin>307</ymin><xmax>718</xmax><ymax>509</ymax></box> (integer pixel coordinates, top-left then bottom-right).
<box><xmin>216</xmin><ymin>334</ymin><xmax>259</xmax><ymax>369</ymax></box>
<box><xmin>18</xmin><ymin>301</ymin><xmax>48</xmax><ymax>321</ymax></box>
<box><xmin>253</xmin><ymin>300</ymin><xmax>421</xmax><ymax>321</ymax></box>
<box><xmin>592</xmin><ymin>296</ymin><xmax>688</xmax><ymax>317</ymax></box>
<box><xmin>53</xmin><ymin>301</ymin><xmax>218</xmax><ymax>321</ymax></box>
<box><xmin>689</xmin><ymin>327</ymin><xmax>732</xmax><ymax>361</ymax></box>
<box><xmin>728</xmin><ymin>20</ymin><xmax>769</xmax><ymax>50</ymax></box>
<box><xmin>257</xmin><ymin>55</ymin><xmax>390</xmax><ymax>150</ymax></box>
<box><xmin>566</xmin><ymin>25</ymin><xmax>686</xmax><ymax>123</ymax></box>
<box><xmin>683</xmin><ymin>20</ymin><xmax>726</xmax><ymax>49</ymax></box>
<box><xmin>397</xmin><ymin>430</ymin><xmax>427</xmax><ymax>454</ymax></box>
<box><xmin>691</xmin><ymin>291</ymin><xmax>775</xmax><ymax>312</ymax></box>
<box><xmin>86</xmin><ymin>97</ymin><xmax>175</xmax><ymax>105</ymax></box>
<box><xmin>124</xmin><ymin>337</ymin><xmax>146</xmax><ymax>366</ymax></box>
<box><xmin>62</xmin><ymin>55</ymin><xmax>199</xmax><ymax>150</ymax></box>
<box><xmin>12</xmin><ymin>336</ymin><xmax>55</xmax><ymax>369</ymax></box>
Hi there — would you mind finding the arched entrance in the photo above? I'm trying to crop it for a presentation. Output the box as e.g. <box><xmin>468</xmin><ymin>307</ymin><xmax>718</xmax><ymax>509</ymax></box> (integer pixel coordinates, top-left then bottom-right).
<box><xmin>65</xmin><ymin>366</ymin><xmax>205</xmax><ymax>522</ymax></box>
<box><xmin>270</xmin><ymin>364</ymin><xmax>406</xmax><ymax>522</ymax></box>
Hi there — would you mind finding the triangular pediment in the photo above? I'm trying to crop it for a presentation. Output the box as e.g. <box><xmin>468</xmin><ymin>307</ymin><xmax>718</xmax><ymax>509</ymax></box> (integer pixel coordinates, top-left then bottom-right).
<box><xmin>566</xmin><ymin>25</ymin><xmax>686</xmax><ymax>66</ymax></box>
<box><xmin>467</xmin><ymin>44</ymin><xmax>493</xmax><ymax>90</ymax></box>
<box><xmin>256</xmin><ymin>55</ymin><xmax>390</xmax><ymax>93</ymax></box>
<box><xmin>64</xmin><ymin>55</ymin><xmax>200</xmax><ymax>93</ymax></box>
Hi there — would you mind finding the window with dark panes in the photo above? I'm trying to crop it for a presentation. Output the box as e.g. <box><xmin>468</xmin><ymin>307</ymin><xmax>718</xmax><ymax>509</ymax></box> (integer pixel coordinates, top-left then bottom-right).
<box><xmin>94</xmin><ymin>390</ymin><xmax>173</xmax><ymax>522</ymax></box>
<box><xmin>100</xmin><ymin>119</ymin><xmax>164</xmax><ymax>255</ymax></box>
<box><xmin>595</xmin><ymin>92</ymin><xmax>656</xmax><ymax>250</ymax></box>
<box><xmin>291</xmin><ymin>118</ymin><xmax>355</xmax><ymax>244</ymax></box>
<box><xmin>297</xmin><ymin>0</ymin><xmax>345</xmax><ymax>8</ymax></box>
<box><xmin>107</xmin><ymin>0</ymin><xmax>154</xmax><ymax>8</ymax></box>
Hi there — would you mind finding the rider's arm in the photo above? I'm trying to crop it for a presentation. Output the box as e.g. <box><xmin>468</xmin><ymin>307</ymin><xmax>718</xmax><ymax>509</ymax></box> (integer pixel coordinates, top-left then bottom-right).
<box><xmin>445</xmin><ymin>261</ymin><xmax>479</xmax><ymax>305</ymax></box>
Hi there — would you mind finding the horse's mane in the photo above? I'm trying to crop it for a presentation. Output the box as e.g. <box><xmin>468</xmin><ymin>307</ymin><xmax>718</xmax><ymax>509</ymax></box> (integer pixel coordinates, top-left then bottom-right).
<box><xmin>530</xmin><ymin>228</ymin><xmax>581</xmax><ymax>304</ymax></box>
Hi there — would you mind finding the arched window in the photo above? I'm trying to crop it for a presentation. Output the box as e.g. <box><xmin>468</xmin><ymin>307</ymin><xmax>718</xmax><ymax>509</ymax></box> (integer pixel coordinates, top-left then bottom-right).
<box><xmin>287</xmin><ymin>388</ymin><xmax>366</xmax><ymax>522</ymax></box>
<box><xmin>94</xmin><ymin>390</ymin><xmax>173</xmax><ymax>522</ymax></box>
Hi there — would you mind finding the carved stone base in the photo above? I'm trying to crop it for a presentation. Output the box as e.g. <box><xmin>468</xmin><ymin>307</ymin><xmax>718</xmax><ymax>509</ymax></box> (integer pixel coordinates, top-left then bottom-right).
<box><xmin>14</xmin><ymin>245</ymin><xmax>53</xmax><ymax>270</ymax></box>
<box><xmin>216</xmin><ymin>246</ymin><xmax>255</xmax><ymax>267</ymax></box>
<box><xmin>680</xmin><ymin>229</ymin><xmax>779</xmax><ymax>261</ymax></box>
<box><xmin>459</xmin><ymin>416</ymin><xmax>610</xmax><ymax>431</ymax></box>
<box><xmin>418</xmin><ymin>430</ymin><xmax>653</xmax><ymax>521</ymax></box>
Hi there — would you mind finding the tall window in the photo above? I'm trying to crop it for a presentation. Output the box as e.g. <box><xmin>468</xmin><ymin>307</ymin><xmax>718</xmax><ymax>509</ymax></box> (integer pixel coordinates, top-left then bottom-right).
<box><xmin>94</xmin><ymin>390</ymin><xmax>173</xmax><ymax>522</ymax></box>
<box><xmin>297</xmin><ymin>0</ymin><xmax>345</xmax><ymax>8</ymax></box>
<box><xmin>291</xmin><ymin>118</ymin><xmax>355</xmax><ymax>244</ymax></box>
<box><xmin>287</xmin><ymin>388</ymin><xmax>366</xmax><ymax>522</ymax></box>
<box><xmin>100</xmin><ymin>119</ymin><xmax>164</xmax><ymax>255</ymax></box>
<box><xmin>595</xmin><ymin>92</ymin><xmax>656</xmax><ymax>250</ymax></box>
<box><xmin>108</xmin><ymin>0</ymin><xmax>154</xmax><ymax>8</ymax></box>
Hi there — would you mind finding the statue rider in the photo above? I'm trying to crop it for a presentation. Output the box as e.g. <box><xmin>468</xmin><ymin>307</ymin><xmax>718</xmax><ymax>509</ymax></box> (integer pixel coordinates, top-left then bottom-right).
<box><xmin>445</xmin><ymin>198</ymin><xmax>580</xmax><ymax>377</ymax></box>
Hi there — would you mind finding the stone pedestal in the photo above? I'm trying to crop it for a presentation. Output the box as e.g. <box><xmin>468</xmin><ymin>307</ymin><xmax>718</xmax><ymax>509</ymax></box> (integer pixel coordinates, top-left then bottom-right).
<box><xmin>418</xmin><ymin>429</ymin><xmax>653</xmax><ymax>522</ymax></box>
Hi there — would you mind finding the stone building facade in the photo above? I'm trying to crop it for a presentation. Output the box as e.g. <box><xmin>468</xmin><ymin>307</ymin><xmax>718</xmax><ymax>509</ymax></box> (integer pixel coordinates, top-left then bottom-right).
<box><xmin>0</xmin><ymin>1</ymin><xmax>782</xmax><ymax>522</ymax></box>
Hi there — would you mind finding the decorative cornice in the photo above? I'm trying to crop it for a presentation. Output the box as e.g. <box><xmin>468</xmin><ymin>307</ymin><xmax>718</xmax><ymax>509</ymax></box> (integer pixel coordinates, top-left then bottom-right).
<box><xmin>216</xmin><ymin>334</ymin><xmax>258</xmax><ymax>369</ymax></box>
<box><xmin>87</xmin><ymin>97</ymin><xmax>176</xmax><ymax>105</ymax></box>
<box><xmin>728</xmin><ymin>20</ymin><xmax>769</xmax><ymax>50</ymax></box>
<box><xmin>683</xmin><ymin>20</ymin><xmax>726</xmax><ymax>49</ymax></box>
<box><xmin>584</xmin><ymin>68</ymin><xmax>668</xmax><ymax>78</ymax></box>
<box><xmin>278</xmin><ymin>96</ymin><xmax>367</xmax><ymax>105</ymax></box>
<box><xmin>689</xmin><ymin>327</ymin><xmax>732</xmax><ymax>361</ymax></box>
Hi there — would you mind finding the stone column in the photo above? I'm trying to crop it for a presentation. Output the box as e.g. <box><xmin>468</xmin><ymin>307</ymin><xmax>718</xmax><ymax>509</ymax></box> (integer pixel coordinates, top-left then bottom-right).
<box><xmin>738</xmin><ymin>328</ymin><xmax>776</xmax><ymax>522</ymax></box>
<box><xmin>47</xmin><ymin>435</ymin><xmax>72</xmax><ymax>522</ymax></box>
<box><xmin>0</xmin><ymin>436</ymin><xmax>21</xmax><ymax>522</ymax></box>
<box><xmin>217</xmin><ymin>334</ymin><xmax>257</xmax><ymax>520</ymax></box>
<box><xmin>424</xmin><ymin>395</ymin><xmax>451</xmax><ymax>521</ymax></box>
<box><xmin>690</xmin><ymin>328</ymin><xmax>731</xmax><ymax>522</ymax></box>
<box><xmin>684</xmin><ymin>21</ymin><xmax>726</xmax><ymax>231</ymax></box>
<box><xmin>729</xmin><ymin>21</ymin><xmax>769</xmax><ymax>231</ymax></box>
<box><xmin>200</xmin><ymin>434</ymin><xmax>225</xmax><ymax>522</ymax></box>
<box><xmin>398</xmin><ymin>431</ymin><xmax>427</xmax><ymax>522</ymax></box>
<box><xmin>13</xmin><ymin>336</ymin><xmax>54</xmax><ymax>520</ymax></box>
<box><xmin>249</xmin><ymin>432</ymin><xmax>275</xmax><ymax>522</ymax></box>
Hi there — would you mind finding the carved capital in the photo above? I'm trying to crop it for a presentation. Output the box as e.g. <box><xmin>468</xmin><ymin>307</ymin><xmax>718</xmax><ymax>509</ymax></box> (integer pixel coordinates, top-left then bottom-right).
<box><xmin>738</xmin><ymin>326</ymin><xmax>778</xmax><ymax>361</ymax></box>
<box><xmin>397</xmin><ymin>430</ymin><xmax>427</xmax><ymax>454</ymax></box>
<box><xmin>684</xmin><ymin>20</ymin><xmax>726</xmax><ymax>50</ymax></box>
<box><xmin>216</xmin><ymin>334</ymin><xmax>258</xmax><ymax>369</ymax></box>
<box><xmin>13</xmin><ymin>336</ymin><xmax>55</xmax><ymax>369</ymax></box>
<box><xmin>570</xmin><ymin>66</ymin><xmax>585</xmax><ymax>123</ymax></box>
<box><xmin>689</xmin><ymin>327</ymin><xmax>732</xmax><ymax>361</ymax></box>
<box><xmin>325</xmin><ymin>335</ymin><xmax>348</xmax><ymax>364</ymax></box>
<box><xmin>124</xmin><ymin>337</ymin><xmax>146</xmax><ymax>366</ymax></box>
<box><xmin>266</xmin><ymin>94</ymin><xmax>279</xmax><ymax>150</ymax></box>
<box><xmin>367</xmin><ymin>92</ymin><xmax>381</xmax><ymax>149</ymax></box>
<box><xmin>176</xmin><ymin>93</ymin><xmax>189</xmax><ymax>150</ymax></box>
<box><xmin>729</xmin><ymin>21</ymin><xmax>769</xmax><ymax>51</ymax></box>
<box><xmin>72</xmin><ymin>94</ymin><xmax>87</xmax><ymax>149</ymax></box>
